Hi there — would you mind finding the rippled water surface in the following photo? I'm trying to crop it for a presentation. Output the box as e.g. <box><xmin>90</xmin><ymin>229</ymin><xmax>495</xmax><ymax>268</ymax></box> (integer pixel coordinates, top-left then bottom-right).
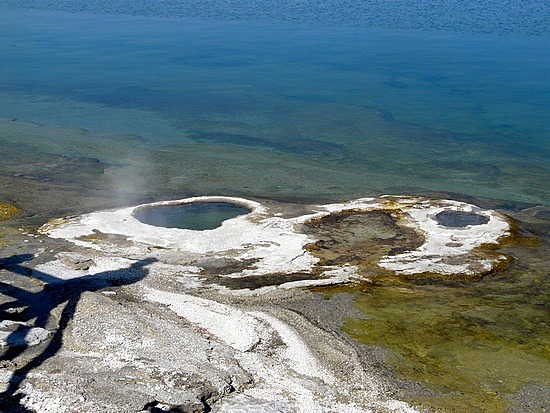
<box><xmin>0</xmin><ymin>2</ymin><xmax>548</xmax><ymax>207</ymax></box>
<box><xmin>0</xmin><ymin>1</ymin><xmax>548</xmax><ymax>412</ymax></box>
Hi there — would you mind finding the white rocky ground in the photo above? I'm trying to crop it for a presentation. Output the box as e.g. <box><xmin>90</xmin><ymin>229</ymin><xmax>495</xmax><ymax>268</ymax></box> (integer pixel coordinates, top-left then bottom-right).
<box><xmin>41</xmin><ymin>195</ymin><xmax>510</xmax><ymax>284</ymax></box>
<box><xmin>320</xmin><ymin>196</ymin><xmax>510</xmax><ymax>275</ymax></box>
<box><xmin>0</xmin><ymin>196</ymin><xmax>509</xmax><ymax>412</ymax></box>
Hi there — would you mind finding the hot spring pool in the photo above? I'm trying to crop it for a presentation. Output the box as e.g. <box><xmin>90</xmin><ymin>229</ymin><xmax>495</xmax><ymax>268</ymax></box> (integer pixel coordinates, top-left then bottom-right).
<box><xmin>133</xmin><ymin>202</ymin><xmax>251</xmax><ymax>230</ymax></box>
<box><xmin>434</xmin><ymin>210</ymin><xmax>489</xmax><ymax>228</ymax></box>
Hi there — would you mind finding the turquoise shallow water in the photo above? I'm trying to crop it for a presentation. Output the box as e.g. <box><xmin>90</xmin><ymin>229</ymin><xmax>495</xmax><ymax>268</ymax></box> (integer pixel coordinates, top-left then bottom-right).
<box><xmin>0</xmin><ymin>4</ymin><xmax>548</xmax><ymax>207</ymax></box>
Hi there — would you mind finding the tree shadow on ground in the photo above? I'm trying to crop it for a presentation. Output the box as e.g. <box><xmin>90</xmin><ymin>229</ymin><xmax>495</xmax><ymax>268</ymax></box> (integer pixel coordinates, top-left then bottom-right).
<box><xmin>0</xmin><ymin>254</ymin><xmax>156</xmax><ymax>412</ymax></box>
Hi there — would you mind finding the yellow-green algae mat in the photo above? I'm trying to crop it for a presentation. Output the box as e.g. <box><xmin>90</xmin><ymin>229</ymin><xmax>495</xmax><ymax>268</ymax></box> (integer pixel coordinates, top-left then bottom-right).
<box><xmin>0</xmin><ymin>202</ymin><xmax>22</xmax><ymax>248</ymax></box>
<box><xmin>0</xmin><ymin>202</ymin><xmax>21</xmax><ymax>221</ymax></box>
<box><xmin>318</xmin><ymin>247</ymin><xmax>548</xmax><ymax>412</ymax></box>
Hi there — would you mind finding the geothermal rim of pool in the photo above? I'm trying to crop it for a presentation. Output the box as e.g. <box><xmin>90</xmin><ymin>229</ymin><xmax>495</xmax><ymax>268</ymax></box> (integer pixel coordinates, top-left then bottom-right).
<box><xmin>39</xmin><ymin>195</ymin><xmax>511</xmax><ymax>286</ymax></box>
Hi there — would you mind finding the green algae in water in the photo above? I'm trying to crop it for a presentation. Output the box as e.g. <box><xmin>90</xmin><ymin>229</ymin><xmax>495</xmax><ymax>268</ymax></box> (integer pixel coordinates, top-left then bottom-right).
<box><xmin>337</xmin><ymin>265</ymin><xmax>549</xmax><ymax>412</ymax></box>
<box><xmin>133</xmin><ymin>202</ymin><xmax>250</xmax><ymax>230</ymax></box>
<box><xmin>0</xmin><ymin>202</ymin><xmax>22</xmax><ymax>221</ymax></box>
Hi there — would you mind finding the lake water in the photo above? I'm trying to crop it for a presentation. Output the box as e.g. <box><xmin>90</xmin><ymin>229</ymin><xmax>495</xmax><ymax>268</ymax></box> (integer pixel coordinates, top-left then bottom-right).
<box><xmin>0</xmin><ymin>1</ymin><xmax>548</xmax><ymax>412</ymax></box>
<box><xmin>0</xmin><ymin>1</ymin><xmax>548</xmax><ymax>208</ymax></box>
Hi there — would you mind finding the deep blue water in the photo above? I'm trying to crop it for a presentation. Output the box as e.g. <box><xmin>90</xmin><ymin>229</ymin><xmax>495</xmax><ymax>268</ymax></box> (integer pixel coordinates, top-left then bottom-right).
<box><xmin>0</xmin><ymin>1</ymin><xmax>548</xmax><ymax>205</ymax></box>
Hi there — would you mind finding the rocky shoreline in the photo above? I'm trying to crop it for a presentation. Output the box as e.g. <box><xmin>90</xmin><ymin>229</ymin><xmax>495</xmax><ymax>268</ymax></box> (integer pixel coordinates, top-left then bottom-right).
<box><xmin>0</xmin><ymin>238</ymin><xmax>418</xmax><ymax>412</ymax></box>
<box><xmin>0</xmin><ymin>195</ymin><xmax>546</xmax><ymax>412</ymax></box>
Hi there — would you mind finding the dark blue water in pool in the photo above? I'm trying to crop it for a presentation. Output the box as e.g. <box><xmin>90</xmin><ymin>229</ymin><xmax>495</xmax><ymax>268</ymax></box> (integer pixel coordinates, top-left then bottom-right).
<box><xmin>0</xmin><ymin>1</ymin><xmax>548</xmax><ymax>205</ymax></box>
<box><xmin>133</xmin><ymin>202</ymin><xmax>250</xmax><ymax>230</ymax></box>
<box><xmin>435</xmin><ymin>210</ymin><xmax>489</xmax><ymax>228</ymax></box>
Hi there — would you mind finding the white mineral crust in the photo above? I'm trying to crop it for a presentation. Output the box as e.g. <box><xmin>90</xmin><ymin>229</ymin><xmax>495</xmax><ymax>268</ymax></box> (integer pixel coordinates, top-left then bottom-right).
<box><xmin>26</xmin><ymin>195</ymin><xmax>511</xmax><ymax>412</ymax></box>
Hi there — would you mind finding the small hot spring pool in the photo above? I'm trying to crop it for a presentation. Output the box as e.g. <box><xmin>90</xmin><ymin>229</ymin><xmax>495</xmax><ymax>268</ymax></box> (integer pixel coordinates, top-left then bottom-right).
<box><xmin>133</xmin><ymin>202</ymin><xmax>251</xmax><ymax>230</ymax></box>
<box><xmin>435</xmin><ymin>210</ymin><xmax>489</xmax><ymax>228</ymax></box>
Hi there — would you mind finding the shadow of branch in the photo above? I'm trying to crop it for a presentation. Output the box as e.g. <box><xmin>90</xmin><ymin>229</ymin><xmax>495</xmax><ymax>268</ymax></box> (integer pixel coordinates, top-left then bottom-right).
<box><xmin>0</xmin><ymin>254</ymin><xmax>156</xmax><ymax>411</ymax></box>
